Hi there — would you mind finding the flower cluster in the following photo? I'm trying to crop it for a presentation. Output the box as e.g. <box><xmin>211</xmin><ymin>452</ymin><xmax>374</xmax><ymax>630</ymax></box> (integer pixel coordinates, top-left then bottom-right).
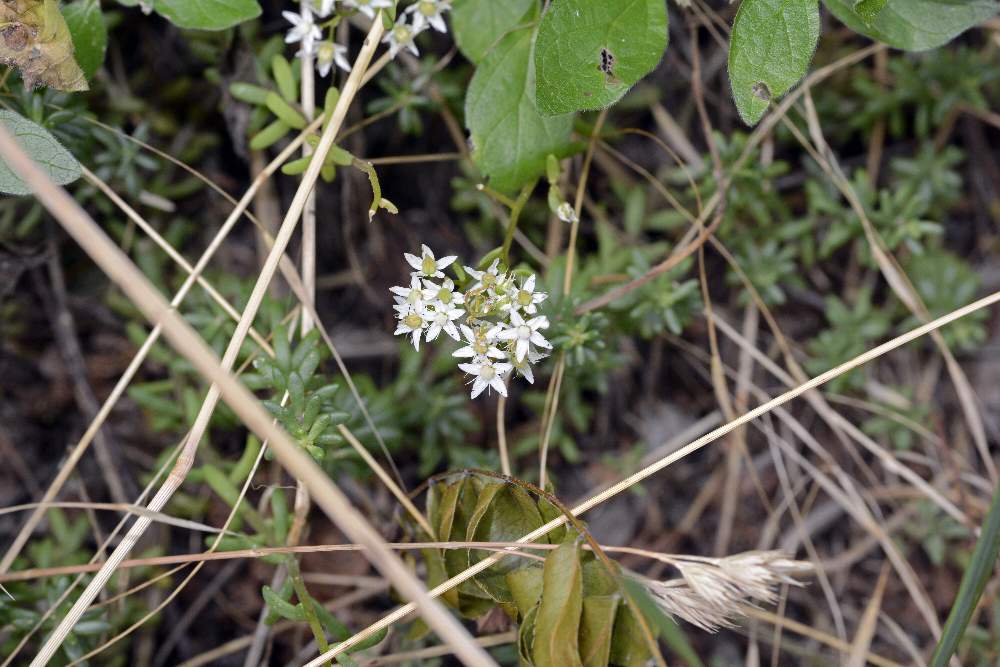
<box><xmin>391</xmin><ymin>245</ymin><xmax>552</xmax><ymax>399</ymax></box>
<box><xmin>284</xmin><ymin>0</ymin><xmax>452</xmax><ymax>77</ymax></box>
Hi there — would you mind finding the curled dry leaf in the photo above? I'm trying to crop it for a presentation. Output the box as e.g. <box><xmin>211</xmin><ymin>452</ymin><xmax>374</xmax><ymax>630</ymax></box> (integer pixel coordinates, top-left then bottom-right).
<box><xmin>0</xmin><ymin>0</ymin><xmax>87</xmax><ymax>92</ymax></box>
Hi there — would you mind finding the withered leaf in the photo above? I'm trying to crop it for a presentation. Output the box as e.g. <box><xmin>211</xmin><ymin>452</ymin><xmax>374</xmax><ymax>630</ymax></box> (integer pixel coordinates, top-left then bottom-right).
<box><xmin>579</xmin><ymin>595</ymin><xmax>620</xmax><ymax>667</ymax></box>
<box><xmin>0</xmin><ymin>0</ymin><xmax>87</xmax><ymax>92</ymax></box>
<box><xmin>533</xmin><ymin>540</ymin><xmax>584</xmax><ymax>667</ymax></box>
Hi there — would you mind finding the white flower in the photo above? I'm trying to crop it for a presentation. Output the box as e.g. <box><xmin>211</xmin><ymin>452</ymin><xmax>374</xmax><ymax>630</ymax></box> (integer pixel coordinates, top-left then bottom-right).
<box><xmin>383</xmin><ymin>18</ymin><xmax>423</xmax><ymax>58</ymax></box>
<box><xmin>283</xmin><ymin>11</ymin><xmax>322</xmax><ymax>55</ymax></box>
<box><xmin>390</xmin><ymin>275</ymin><xmax>426</xmax><ymax>308</ymax></box>
<box><xmin>503</xmin><ymin>274</ymin><xmax>547</xmax><ymax>315</ymax></box>
<box><xmin>425</xmin><ymin>305</ymin><xmax>464</xmax><ymax>342</ymax></box>
<box><xmin>404</xmin><ymin>244</ymin><xmax>457</xmax><ymax>279</ymax></box>
<box><xmin>464</xmin><ymin>258</ymin><xmax>505</xmax><ymax>294</ymax></box>
<box><xmin>393</xmin><ymin>305</ymin><xmax>429</xmax><ymax>350</ymax></box>
<box><xmin>458</xmin><ymin>358</ymin><xmax>512</xmax><ymax>399</ymax></box>
<box><xmin>453</xmin><ymin>324</ymin><xmax>504</xmax><ymax>361</ymax></box>
<box><xmin>556</xmin><ymin>201</ymin><xmax>578</xmax><ymax>224</ymax></box>
<box><xmin>342</xmin><ymin>0</ymin><xmax>393</xmax><ymax>19</ymax></box>
<box><xmin>406</xmin><ymin>0</ymin><xmax>450</xmax><ymax>33</ymax></box>
<box><xmin>423</xmin><ymin>277</ymin><xmax>465</xmax><ymax>308</ymax></box>
<box><xmin>315</xmin><ymin>41</ymin><xmax>351</xmax><ymax>76</ymax></box>
<box><xmin>495</xmin><ymin>311</ymin><xmax>551</xmax><ymax>362</ymax></box>
<box><xmin>313</xmin><ymin>0</ymin><xmax>336</xmax><ymax>18</ymax></box>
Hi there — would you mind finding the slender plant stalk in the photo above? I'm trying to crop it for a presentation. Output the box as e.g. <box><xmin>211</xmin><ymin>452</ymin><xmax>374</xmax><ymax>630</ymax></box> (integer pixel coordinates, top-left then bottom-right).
<box><xmin>929</xmin><ymin>480</ymin><xmax>1000</xmax><ymax>667</ymax></box>
<box><xmin>306</xmin><ymin>288</ymin><xmax>1000</xmax><ymax>666</ymax></box>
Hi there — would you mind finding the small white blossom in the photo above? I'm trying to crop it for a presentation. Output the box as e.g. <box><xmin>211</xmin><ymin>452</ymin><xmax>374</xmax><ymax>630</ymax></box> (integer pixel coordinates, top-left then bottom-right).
<box><xmin>342</xmin><ymin>0</ymin><xmax>392</xmax><ymax>19</ymax></box>
<box><xmin>423</xmin><ymin>277</ymin><xmax>465</xmax><ymax>308</ymax></box>
<box><xmin>390</xmin><ymin>275</ymin><xmax>427</xmax><ymax>308</ymax></box>
<box><xmin>512</xmin><ymin>347</ymin><xmax>548</xmax><ymax>384</ymax></box>
<box><xmin>503</xmin><ymin>274</ymin><xmax>547</xmax><ymax>315</ymax></box>
<box><xmin>556</xmin><ymin>201</ymin><xmax>578</xmax><ymax>224</ymax></box>
<box><xmin>496</xmin><ymin>311</ymin><xmax>551</xmax><ymax>362</ymax></box>
<box><xmin>464</xmin><ymin>258</ymin><xmax>506</xmax><ymax>295</ymax></box>
<box><xmin>458</xmin><ymin>359</ymin><xmax>512</xmax><ymax>399</ymax></box>
<box><xmin>393</xmin><ymin>305</ymin><xmax>430</xmax><ymax>350</ymax></box>
<box><xmin>406</xmin><ymin>0</ymin><xmax>450</xmax><ymax>33</ymax></box>
<box><xmin>383</xmin><ymin>18</ymin><xmax>423</xmax><ymax>58</ymax></box>
<box><xmin>314</xmin><ymin>41</ymin><xmax>351</xmax><ymax>76</ymax></box>
<box><xmin>453</xmin><ymin>324</ymin><xmax>504</xmax><ymax>361</ymax></box>
<box><xmin>404</xmin><ymin>244</ymin><xmax>457</xmax><ymax>279</ymax></box>
<box><xmin>283</xmin><ymin>11</ymin><xmax>322</xmax><ymax>55</ymax></box>
<box><xmin>425</xmin><ymin>305</ymin><xmax>464</xmax><ymax>342</ymax></box>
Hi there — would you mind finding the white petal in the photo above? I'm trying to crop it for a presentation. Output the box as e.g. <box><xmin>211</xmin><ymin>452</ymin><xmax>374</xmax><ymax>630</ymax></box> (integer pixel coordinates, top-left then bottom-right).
<box><xmin>282</xmin><ymin>10</ymin><xmax>302</xmax><ymax>24</ymax></box>
<box><xmin>470</xmin><ymin>377</ymin><xmax>487</xmax><ymax>399</ymax></box>
<box><xmin>528</xmin><ymin>316</ymin><xmax>549</xmax><ymax>329</ymax></box>
<box><xmin>496</xmin><ymin>329</ymin><xmax>518</xmax><ymax>341</ymax></box>
<box><xmin>436</xmin><ymin>255</ymin><xmax>457</xmax><ymax>269</ymax></box>
<box><xmin>530</xmin><ymin>332</ymin><xmax>552</xmax><ymax>349</ymax></box>
<box><xmin>524</xmin><ymin>274</ymin><xmax>535</xmax><ymax>292</ymax></box>
<box><xmin>509</xmin><ymin>311</ymin><xmax>524</xmax><ymax>326</ymax></box>
<box><xmin>490</xmin><ymin>376</ymin><xmax>508</xmax><ymax>398</ymax></box>
<box><xmin>460</xmin><ymin>324</ymin><xmax>475</xmax><ymax>342</ymax></box>
<box><xmin>443</xmin><ymin>322</ymin><xmax>460</xmax><ymax>340</ymax></box>
<box><xmin>515</xmin><ymin>339</ymin><xmax>528</xmax><ymax>362</ymax></box>
<box><xmin>429</xmin><ymin>14</ymin><xmax>447</xmax><ymax>32</ymax></box>
<box><xmin>404</xmin><ymin>253</ymin><xmax>422</xmax><ymax>270</ymax></box>
<box><xmin>453</xmin><ymin>345</ymin><xmax>476</xmax><ymax>358</ymax></box>
<box><xmin>421</xmin><ymin>244</ymin><xmax>434</xmax><ymax>258</ymax></box>
<box><xmin>458</xmin><ymin>362</ymin><xmax>479</xmax><ymax>374</ymax></box>
<box><xmin>426</xmin><ymin>325</ymin><xmax>441</xmax><ymax>341</ymax></box>
<box><xmin>411</xmin><ymin>330</ymin><xmax>421</xmax><ymax>350</ymax></box>
<box><xmin>486</xmin><ymin>346</ymin><xmax>505</xmax><ymax>359</ymax></box>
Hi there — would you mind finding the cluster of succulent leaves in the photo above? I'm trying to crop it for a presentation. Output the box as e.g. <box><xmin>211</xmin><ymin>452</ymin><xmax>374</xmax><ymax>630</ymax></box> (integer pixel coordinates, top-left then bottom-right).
<box><xmin>417</xmin><ymin>472</ymin><xmax>655</xmax><ymax>666</ymax></box>
<box><xmin>0</xmin><ymin>510</ymin><xmax>148</xmax><ymax>665</ymax></box>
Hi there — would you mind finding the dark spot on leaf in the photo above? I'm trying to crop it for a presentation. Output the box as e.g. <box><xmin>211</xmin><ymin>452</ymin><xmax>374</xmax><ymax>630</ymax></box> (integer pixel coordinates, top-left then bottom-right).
<box><xmin>752</xmin><ymin>81</ymin><xmax>771</xmax><ymax>102</ymax></box>
<box><xmin>599</xmin><ymin>47</ymin><xmax>615</xmax><ymax>76</ymax></box>
<box><xmin>2</xmin><ymin>23</ymin><xmax>31</xmax><ymax>52</ymax></box>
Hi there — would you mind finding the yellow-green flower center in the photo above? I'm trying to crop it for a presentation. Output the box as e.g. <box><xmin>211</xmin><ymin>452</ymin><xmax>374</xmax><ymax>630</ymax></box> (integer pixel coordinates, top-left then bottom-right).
<box><xmin>317</xmin><ymin>42</ymin><xmax>334</xmax><ymax>63</ymax></box>
<box><xmin>438</xmin><ymin>287</ymin><xmax>452</xmax><ymax>303</ymax></box>
<box><xmin>480</xmin><ymin>365</ymin><xmax>495</xmax><ymax>381</ymax></box>
<box><xmin>421</xmin><ymin>255</ymin><xmax>436</xmax><ymax>275</ymax></box>
<box><xmin>404</xmin><ymin>313</ymin><xmax>423</xmax><ymax>328</ymax></box>
<box><xmin>418</xmin><ymin>0</ymin><xmax>435</xmax><ymax>16</ymax></box>
<box><xmin>393</xmin><ymin>25</ymin><xmax>413</xmax><ymax>43</ymax></box>
<box><xmin>516</xmin><ymin>289</ymin><xmax>532</xmax><ymax>306</ymax></box>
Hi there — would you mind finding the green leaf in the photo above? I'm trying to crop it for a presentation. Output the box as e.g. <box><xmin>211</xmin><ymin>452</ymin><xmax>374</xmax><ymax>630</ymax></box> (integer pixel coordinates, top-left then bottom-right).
<box><xmin>465</xmin><ymin>9</ymin><xmax>574</xmax><ymax>194</ymax></box>
<box><xmin>451</xmin><ymin>0</ymin><xmax>537</xmax><ymax>63</ymax></box>
<box><xmin>506</xmin><ymin>564</ymin><xmax>544</xmax><ymax>617</ymax></box>
<box><xmin>853</xmin><ymin>0</ymin><xmax>887</xmax><ymax>24</ymax></box>
<box><xmin>727</xmin><ymin>0</ymin><xmax>820</xmax><ymax>126</ymax></box>
<box><xmin>152</xmin><ymin>0</ymin><xmax>261</xmax><ymax>30</ymax></box>
<box><xmin>0</xmin><ymin>110</ymin><xmax>81</xmax><ymax>196</ymax></box>
<box><xmin>533</xmin><ymin>540</ymin><xmax>584</xmax><ymax>667</ymax></box>
<box><xmin>823</xmin><ymin>0</ymin><xmax>998</xmax><ymax>51</ymax></box>
<box><xmin>518</xmin><ymin>603</ymin><xmax>540</xmax><ymax>667</ymax></box>
<box><xmin>579</xmin><ymin>595</ymin><xmax>620</xmax><ymax>667</ymax></box>
<box><xmin>62</xmin><ymin>0</ymin><xmax>106</xmax><ymax>79</ymax></box>
<box><xmin>534</xmin><ymin>0</ymin><xmax>668</xmax><ymax>115</ymax></box>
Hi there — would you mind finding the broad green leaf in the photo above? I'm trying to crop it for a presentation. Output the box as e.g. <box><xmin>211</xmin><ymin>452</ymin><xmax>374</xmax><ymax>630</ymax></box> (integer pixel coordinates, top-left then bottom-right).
<box><xmin>579</xmin><ymin>595</ymin><xmax>620</xmax><ymax>667</ymax></box>
<box><xmin>469</xmin><ymin>485</ymin><xmax>544</xmax><ymax>602</ymax></box>
<box><xmin>853</xmin><ymin>0</ymin><xmax>887</xmax><ymax>24</ymax></box>
<box><xmin>533</xmin><ymin>540</ymin><xmax>584</xmax><ymax>667</ymax></box>
<box><xmin>62</xmin><ymin>0</ymin><xmax>106</xmax><ymax>79</ymax></box>
<box><xmin>451</xmin><ymin>0</ymin><xmax>536</xmax><ymax>63</ymax></box>
<box><xmin>537</xmin><ymin>496</ymin><xmax>568</xmax><ymax>544</ymax></box>
<box><xmin>430</xmin><ymin>478</ymin><xmax>464</xmax><ymax>607</ymax></box>
<box><xmin>534</xmin><ymin>0</ymin><xmax>668</xmax><ymax>115</ymax></box>
<box><xmin>608</xmin><ymin>593</ymin><xmax>651</xmax><ymax>667</ymax></box>
<box><xmin>152</xmin><ymin>0</ymin><xmax>261</xmax><ymax>30</ymax></box>
<box><xmin>507</xmin><ymin>565</ymin><xmax>544</xmax><ymax>617</ymax></box>
<box><xmin>824</xmin><ymin>0</ymin><xmax>998</xmax><ymax>51</ymax></box>
<box><xmin>0</xmin><ymin>110</ymin><xmax>81</xmax><ymax>196</ymax></box>
<box><xmin>727</xmin><ymin>0</ymin><xmax>820</xmax><ymax>126</ymax></box>
<box><xmin>465</xmin><ymin>9</ymin><xmax>574</xmax><ymax>194</ymax></box>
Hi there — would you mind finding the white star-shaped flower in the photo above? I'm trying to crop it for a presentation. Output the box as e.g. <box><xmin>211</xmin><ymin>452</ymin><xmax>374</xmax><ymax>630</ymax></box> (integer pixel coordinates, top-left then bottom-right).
<box><xmin>314</xmin><ymin>41</ymin><xmax>351</xmax><ymax>76</ymax></box>
<box><xmin>283</xmin><ymin>11</ymin><xmax>322</xmax><ymax>55</ymax></box>
<box><xmin>405</xmin><ymin>0</ymin><xmax>450</xmax><ymax>33</ymax></box>
<box><xmin>453</xmin><ymin>324</ymin><xmax>505</xmax><ymax>361</ymax></box>
<box><xmin>464</xmin><ymin>258</ymin><xmax>506</xmax><ymax>294</ymax></box>
<box><xmin>495</xmin><ymin>311</ymin><xmax>551</xmax><ymax>362</ymax></box>
<box><xmin>404</xmin><ymin>244</ymin><xmax>457</xmax><ymax>279</ymax></box>
<box><xmin>393</xmin><ymin>305</ymin><xmax>429</xmax><ymax>350</ymax></box>
<box><xmin>390</xmin><ymin>275</ymin><xmax>426</xmax><ymax>308</ymax></box>
<box><xmin>423</xmin><ymin>277</ymin><xmax>465</xmax><ymax>309</ymax></box>
<box><xmin>503</xmin><ymin>274</ymin><xmax>547</xmax><ymax>315</ymax></box>
<box><xmin>383</xmin><ymin>18</ymin><xmax>423</xmax><ymax>58</ymax></box>
<box><xmin>342</xmin><ymin>0</ymin><xmax>392</xmax><ymax>19</ymax></box>
<box><xmin>458</xmin><ymin>359</ymin><xmax>512</xmax><ymax>399</ymax></box>
<box><xmin>425</xmin><ymin>305</ymin><xmax>464</xmax><ymax>342</ymax></box>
